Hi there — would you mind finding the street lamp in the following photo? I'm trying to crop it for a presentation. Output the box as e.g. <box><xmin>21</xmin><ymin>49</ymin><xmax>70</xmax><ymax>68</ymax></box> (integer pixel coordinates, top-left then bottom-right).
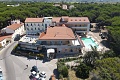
<box><xmin>36</xmin><ymin>56</ymin><xmax>37</xmax><ymax>67</ymax></box>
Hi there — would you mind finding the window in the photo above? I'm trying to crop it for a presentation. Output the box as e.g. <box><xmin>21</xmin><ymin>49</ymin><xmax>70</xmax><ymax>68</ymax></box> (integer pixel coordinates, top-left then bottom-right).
<box><xmin>31</xmin><ymin>24</ymin><xmax>32</xmax><ymax>26</ymax></box>
<box><xmin>38</xmin><ymin>24</ymin><xmax>39</xmax><ymax>26</ymax></box>
<box><xmin>35</xmin><ymin>28</ymin><xmax>36</xmax><ymax>30</ymax></box>
<box><xmin>26</xmin><ymin>24</ymin><xmax>28</xmax><ymax>26</ymax></box>
<box><xmin>45</xmin><ymin>24</ymin><xmax>47</xmax><ymax>27</ymax></box>
<box><xmin>31</xmin><ymin>28</ymin><xmax>33</xmax><ymax>30</ymax></box>
<box><xmin>34</xmin><ymin>23</ymin><xmax>36</xmax><ymax>26</ymax></box>
<box><xmin>75</xmin><ymin>25</ymin><xmax>77</xmax><ymax>27</ymax></box>
<box><xmin>27</xmin><ymin>28</ymin><xmax>29</xmax><ymax>30</ymax></box>
<box><xmin>70</xmin><ymin>49</ymin><xmax>73</xmax><ymax>52</ymax></box>
<box><xmin>38</xmin><ymin>28</ymin><xmax>40</xmax><ymax>30</ymax></box>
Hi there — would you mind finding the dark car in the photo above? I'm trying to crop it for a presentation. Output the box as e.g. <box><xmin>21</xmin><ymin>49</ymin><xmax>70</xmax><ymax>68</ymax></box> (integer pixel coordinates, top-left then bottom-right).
<box><xmin>31</xmin><ymin>66</ymin><xmax>39</xmax><ymax>73</ymax></box>
<box><xmin>0</xmin><ymin>66</ymin><xmax>3</xmax><ymax>80</ymax></box>
<box><xmin>101</xmin><ymin>34</ymin><xmax>105</xmax><ymax>39</ymax></box>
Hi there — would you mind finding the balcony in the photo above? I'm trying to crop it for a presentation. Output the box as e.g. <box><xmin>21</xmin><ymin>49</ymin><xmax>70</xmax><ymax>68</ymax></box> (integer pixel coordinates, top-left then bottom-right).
<box><xmin>40</xmin><ymin>40</ymin><xmax>81</xmax><ymax>48</ymax></box>
<box><xmin>72</xmin><ymin>26</ymin><xmax>88</xmax><ymax>29</ymax></box>
<box><xmin>41</xmin><ymin>41</ymin><xmax>70</xmax><ymax>45</ymax></box>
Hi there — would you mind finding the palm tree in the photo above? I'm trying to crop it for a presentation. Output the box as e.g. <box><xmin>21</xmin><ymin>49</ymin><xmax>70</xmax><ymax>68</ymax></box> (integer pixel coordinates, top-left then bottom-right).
<box><xmin>83</xmin><ymin>45</ymin><xmax>100</xmax><ymax>68</ymax></box>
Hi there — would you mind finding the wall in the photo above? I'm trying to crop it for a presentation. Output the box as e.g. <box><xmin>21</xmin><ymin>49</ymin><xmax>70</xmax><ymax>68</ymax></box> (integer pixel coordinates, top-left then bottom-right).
<box><xmin>0</xmin><ymin>39</ymin><xmax>6</xmax><ymax>47</ymax></box>
<box><xmin>6</xmin><ymin>27</ymin><xmax>14</xmax><ymax>34</ymax></box>
<box><xmin>14</xmin><ymin>25</ymin><xmax>25</xmax><ymax>36</ymax></box>
<box><xmin>25</xmin><ymin>22</ymin><xmax>44</xmax><ymax>35</ymax></box>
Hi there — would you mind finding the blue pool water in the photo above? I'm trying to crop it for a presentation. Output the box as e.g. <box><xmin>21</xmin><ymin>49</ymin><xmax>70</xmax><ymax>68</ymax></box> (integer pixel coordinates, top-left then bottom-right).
<box><xmin>81</xmin><ymin>38</ymin><xmax>98</xmax><ymax>48</ymax></box>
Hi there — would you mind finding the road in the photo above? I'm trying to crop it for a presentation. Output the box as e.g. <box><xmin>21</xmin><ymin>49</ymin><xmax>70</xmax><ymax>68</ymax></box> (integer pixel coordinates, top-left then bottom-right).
<box><xmin>0</xmin><ymin>41</ymin><xmax>18</xmax><ymax>80</ymax></box>
<box><xmin>0</xmin><ymin>41</ymin><xmax>58</xmax><ymax>80</ymax></box>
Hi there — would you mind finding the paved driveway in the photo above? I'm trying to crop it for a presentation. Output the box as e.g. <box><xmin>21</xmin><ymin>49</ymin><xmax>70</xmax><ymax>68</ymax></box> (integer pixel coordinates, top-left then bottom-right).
<box><xmin>0</xmin><ymin>41</ymin><xmax>58</xmax><ymax>80</ymax></box>
<box><xmin>14</xmin><ymin>56</ymin><xmax>58</xmax><ymax>80</ymax></box>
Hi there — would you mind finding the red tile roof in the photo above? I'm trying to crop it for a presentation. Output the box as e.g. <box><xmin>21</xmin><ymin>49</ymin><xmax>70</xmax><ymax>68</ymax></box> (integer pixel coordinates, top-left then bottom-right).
<box><xmin>25</xmin><ymin>18</ymin><xmax>43</xmax><ymax>22</ymax></box>
<box><xmin>52</xmin><ymin>17</ymin><xmax>90</xmax><ymax>23</ymax></box>
<box><xmin>7</xmin><ymin>23</ymin><xmax>24</xmax><ymax>31</ymax></box>
<box><xmin>68</xmin><ymin>17</ymin><xmax>89</xmax><ymax>22</ymax></box>
<box><xmin>39</xmin><ymin>26</ymin><xmax>76</xmax><ymax>40</ymax></box>
<box><xmin>0</xmin><ymin>35</ymin><xmax>12</xmax><ymax>41</ymax></box>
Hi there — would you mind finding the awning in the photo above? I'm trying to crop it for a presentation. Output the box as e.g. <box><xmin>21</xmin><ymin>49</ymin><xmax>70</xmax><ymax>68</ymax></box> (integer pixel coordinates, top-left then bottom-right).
<box><xmin>47</xmin><ymin>49</ymin><xmax>55</xmax><ymax>54</ymax></box>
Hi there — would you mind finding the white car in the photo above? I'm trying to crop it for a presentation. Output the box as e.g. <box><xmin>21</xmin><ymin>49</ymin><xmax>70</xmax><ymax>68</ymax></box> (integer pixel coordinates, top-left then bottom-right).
<box><xmin>39</xmin><ymin>78</ymin><xmax>45</xmax><ymax>80</ymax></box>
<box><xmin>39</xmin><ymin>71</ymin><xmax>46</xmax><ymax>78</ymax></box>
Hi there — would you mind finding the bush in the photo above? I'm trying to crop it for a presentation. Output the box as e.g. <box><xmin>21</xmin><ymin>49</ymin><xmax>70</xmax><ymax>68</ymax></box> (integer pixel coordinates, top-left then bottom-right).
<box><xmin>61</xmin><ymin>66</ymin><xmax>68</xmax><ymax>77</ymax></box>
<box><xmin>57</xmin><ymin>62</ymin><xmax>68</xmax><ymax>78</ymax></box>
<box><xmin>66</xmin><ymin>64</ymin><xmax>70</xmax><ymax>69</ymax></box>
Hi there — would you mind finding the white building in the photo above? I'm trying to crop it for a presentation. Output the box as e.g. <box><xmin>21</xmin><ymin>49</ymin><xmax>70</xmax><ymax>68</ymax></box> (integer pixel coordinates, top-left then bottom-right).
<box><xmin>0</xmin><ymin>35</ymin><xmax>11</xmax><ymax>47</ymax></box>
<box><xmin>43</xmin><ymin>17</ymin><xmax>52</xmax><ymax>29</ymax></box>
<box><xmin>52</xmin><ymin>16</ymin><xmax>90</xmax><ymax>34</ymax></box>
<box><xmin>24</xmin><ymin>17</ymin><xmax>90</xmax><ymax>35</ymax></box>
<box><xmin>11</xmin><ymin>20</ymin><xmax>21</xmax><ymax>24</ymax></box>
<box><xmin>62</xmin><ymin>4</ymin><xmax>68</xmax><ymax>10</ymax></box>
<box><xmin>0</xmin><ymin>38</ymin><xmax>6</xmax><ymax>47</ymax></box>
<box><xmin>25</xmin><ymin>18</ymin><xmax>44</xmax><ymax>36</ymax></box>
<box><xmin>1</xmin><ymin>23</ymin><xmax>25</xmax><ymax>40</ymax></box>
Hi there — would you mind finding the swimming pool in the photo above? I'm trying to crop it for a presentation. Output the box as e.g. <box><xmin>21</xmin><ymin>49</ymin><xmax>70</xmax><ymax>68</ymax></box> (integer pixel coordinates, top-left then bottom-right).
<box><xmin>81</xmin><ymin>38</ymin><xmax>98</xmax><ymax>49</ymax></box>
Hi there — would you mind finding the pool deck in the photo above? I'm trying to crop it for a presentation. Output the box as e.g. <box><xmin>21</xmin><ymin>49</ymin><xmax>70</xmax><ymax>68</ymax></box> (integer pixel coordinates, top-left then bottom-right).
<box><xmin>88</xmin><ymin>31</ymin><xmax>110</xmax><ymax>52</ymax></box>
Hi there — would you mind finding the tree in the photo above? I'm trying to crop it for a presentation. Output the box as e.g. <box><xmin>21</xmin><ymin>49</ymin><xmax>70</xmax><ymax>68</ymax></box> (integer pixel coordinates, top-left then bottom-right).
<box><xmin>83</xmin><ymin>46</ymin><xmax>100</xmax><ymax>67</ymax></box>
<box><xmin>76</xmin><ymin>63</ymin><xmax>90</xmax><ymax>79</ymax></box>
<box><xmin>92</xmin><ymin>57</ymin><xmax>120</xmax><ymax>80</ymax></box>
<box><xmin>102</xmin><ymin>50</ymin><xmax>116</xmax><ymax>58</ymax></box>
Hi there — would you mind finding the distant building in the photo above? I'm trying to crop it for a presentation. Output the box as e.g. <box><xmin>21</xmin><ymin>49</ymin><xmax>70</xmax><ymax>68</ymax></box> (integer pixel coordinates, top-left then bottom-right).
<box><xmin>62</xmin><ymin>4</ymin><xmax>68</xmax><ymax>10</ymax></box>
<box><xmin>11</xmin><ymin>20</ymin><xmax>21</xmax><ymax>24</ymax></box>
<box><xmin>53</xmin><ymin>3</ymin><xmax>61</xmax><ymax>7</ymax></box>
<box><xmin>7</xmin><ymin>4</ymin><xmax>20</xmax><ymax>7</ymax></box>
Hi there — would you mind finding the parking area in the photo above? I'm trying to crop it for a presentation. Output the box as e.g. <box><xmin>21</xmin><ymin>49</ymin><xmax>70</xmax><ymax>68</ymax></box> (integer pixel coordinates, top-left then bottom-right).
<box><xmin>9</xmin><ymin>55</ymin><xmax>58</xmax><ymax>80</ymax></box>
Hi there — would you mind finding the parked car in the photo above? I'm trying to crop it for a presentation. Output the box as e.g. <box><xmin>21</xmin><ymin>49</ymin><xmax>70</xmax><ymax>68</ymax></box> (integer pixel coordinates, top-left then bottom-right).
<box><xmin>39</xmin><ymin>71</ymin><xmax>46</xmax><ymax>78</ymax></box>
<box><xmin>99</xmin><ymin>33</ymin><xmax>103</xmax><ymax>36</ymax></box>
<box><xmin>39</xmin><ymin>78</ymin><xmax>45</xmax><ymax>80</ymax></box>
<box><xmin>31</xmin><ymin>66</ymin><xmax>39</xmax><ymax>73</ymax></box>
<box><xmin>101</xmin><ymin>34</ymin><xmax>106</xmax><ymax>39</ymax></box>
<box><xmin>0</xmin><ymin>66</ymin><xmax>3</xmax><ymax>80</ymax></box>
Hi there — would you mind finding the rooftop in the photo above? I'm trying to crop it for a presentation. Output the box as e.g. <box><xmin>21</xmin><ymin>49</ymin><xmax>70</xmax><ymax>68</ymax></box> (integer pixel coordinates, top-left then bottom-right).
<box><xmin>25</xmin><ymin>18</ymin><xmax>43</xmax><ymax>23</ymax></box>
<box><xmin>39</xmin><ymin>26</ymin><xmax>76</xmax><ymax>40</ymax></box>
<box><xmin>0</xmin><ymin>35</ymin><xmax>12</xmax><ymax>41</ymax></box>
<box><xmin>7</xmin><ymin>23</ymin><xmax>24</xmax><ymax>31</ymax></box>
<box><xmin>52</xmin><ymin>17</ymin><xmax>90</xmax><ymax>23</ymax></box>
<box><xmin>69</xmin><ymin>17</ymin><xmax>89</xmax><ymax>22</ymax></box>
